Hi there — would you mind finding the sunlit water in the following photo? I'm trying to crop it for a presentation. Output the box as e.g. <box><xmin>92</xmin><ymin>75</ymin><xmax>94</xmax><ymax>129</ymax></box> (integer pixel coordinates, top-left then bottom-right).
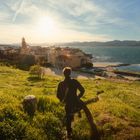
<box><xmin>68</xmin><ymin>46</ymin><xmax>140</xmax><ymax>72</ymax></box>
<box><xmin>115</xmin><ymin>64</ymin><xmax>140</xmax><ymax>72</ymax></box>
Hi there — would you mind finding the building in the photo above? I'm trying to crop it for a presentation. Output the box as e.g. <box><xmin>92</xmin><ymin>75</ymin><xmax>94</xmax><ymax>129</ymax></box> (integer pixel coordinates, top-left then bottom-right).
<box><xmin>20</xmin><ymin>37</ymin><xmax>30</xmax><ymax>54</ymax></box>
<box><xmin>1</xmin><ymin>38</ymin><xmax>93</xmax><ymax>69</ymax></box>
<box><xmin>48</xmin><ymin>47</ymin><xmax>92</xmax><ymax>68</ymax></box>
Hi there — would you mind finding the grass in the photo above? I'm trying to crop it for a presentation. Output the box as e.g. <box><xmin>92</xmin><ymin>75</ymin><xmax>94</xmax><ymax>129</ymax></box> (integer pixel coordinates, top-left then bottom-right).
<box><xmin>0</xmin><ymin>65</ymin><xmax>140</xmax><ymax>140</ymax></box>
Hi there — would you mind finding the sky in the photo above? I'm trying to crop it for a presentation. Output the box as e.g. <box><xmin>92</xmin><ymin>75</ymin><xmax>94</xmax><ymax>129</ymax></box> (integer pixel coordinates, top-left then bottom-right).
<box><xmin>0</xmin><ymin>0</ymin><xmax>140</xmax><ymax>43</ymax></box>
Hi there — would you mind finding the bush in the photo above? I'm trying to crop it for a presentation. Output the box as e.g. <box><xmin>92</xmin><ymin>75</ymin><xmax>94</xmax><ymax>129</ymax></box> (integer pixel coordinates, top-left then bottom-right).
<box><xmin>0</xmin><ymin>121</ymin><xmax>15</xmax><ymax>139</ymax></box>
<box><xmin>0</xmin><ymin>120</ymin><xmax>27</xmax><ymax>140</ymax></box>
<box><xmin>37</xmin><ymin>97</ymin><xmax>48</xmax><ymax>113</ymax></box>
<box><xmin>29</xmin><ymin>65</ymin><xmax>45</xmax><ymax>79</ymax></box>
<box><xmin>19</xmin><ymin>55</ymin><xmax>36</xmax><ymax>70</ymax></box>
<box><xmin>2</xmin><ymin>106</ymin><xmax>19</xmax><ymax>121</ymax></box>
<box><xmin>37</xmin><ymin>97</ymin><xmax>61</xmax><ymax>113</ymax></box>
<box><xmin>35</xmin><ymin>113</ymin><xmax>64</xmax><ymax>140</ymax></box>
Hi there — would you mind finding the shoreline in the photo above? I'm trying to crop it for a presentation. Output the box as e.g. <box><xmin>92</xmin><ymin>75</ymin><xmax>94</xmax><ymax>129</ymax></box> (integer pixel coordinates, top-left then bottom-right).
<box><xmin>93</xmin><ymin>62</ymin><xmax>122</xmax><ymax>67</ymax></box>
<box><xmin>81</xmin><ymin>62</ymin><xmax>140</xmax><ymax>81</ymax></box>
<box><xmin>93</xmin><ymin>62</ymin><xmax>140</xmax><ymax>71</ymax></box>
<box><xmin>44</xmin><ymin>67</ymin><xmax>140</xmax><ymax>81</ymax></box>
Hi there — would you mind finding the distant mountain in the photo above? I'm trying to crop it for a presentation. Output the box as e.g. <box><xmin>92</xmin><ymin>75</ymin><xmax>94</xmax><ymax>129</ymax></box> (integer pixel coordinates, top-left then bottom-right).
<box><xmin>57</xmin><ymin>40</ymin><xmax>140</xmax><ymax>47</ymax></box>
<box><xmin>1</xmin><ymin>40</ymin><xmax>140</xmax><ymax>48</ymax></box>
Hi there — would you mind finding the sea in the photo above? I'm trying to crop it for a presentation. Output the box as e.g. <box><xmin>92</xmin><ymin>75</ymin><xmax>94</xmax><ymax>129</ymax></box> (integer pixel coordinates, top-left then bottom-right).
<box><xmin>68</xmin><ymin>46</ymin><xmax>140</xmax><ymax>72</ymax></box>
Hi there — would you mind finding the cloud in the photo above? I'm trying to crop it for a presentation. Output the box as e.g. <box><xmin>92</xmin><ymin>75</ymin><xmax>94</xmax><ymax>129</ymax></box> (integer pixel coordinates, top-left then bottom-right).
<box><xmin>34</xmin><ymin>0</ymin><xmax>126</xmax><ymax>32</ymax></box>
<box><xmin>12</xmin><ymin>0</ymin><xmax>24</xmax><ymax>22</ymax></box>
<box><xmin>0</xmin><ymin>0</ymin><xmax>140</xmax><ymax>42</ymax></box>
<box><xmin>1</xmin><ymin>0</ymin><xmax>125</xmax><ymax>28</ymax></box>
<box><xmin>0</xmin><ymin>12</ymin><xmax>10</xmax><ymax>22</ymax></box>
<box><xmin>56</xmin><ymin>0</ymin><xmax>105</xmax><ymax>17</ymax></box>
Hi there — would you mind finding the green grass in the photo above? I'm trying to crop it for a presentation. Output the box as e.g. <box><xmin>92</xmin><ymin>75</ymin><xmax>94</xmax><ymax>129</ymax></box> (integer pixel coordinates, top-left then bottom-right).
<box><xmin>0</xmin><ymin>65</ymin><xmax>140</xmax><ymax>140</ymax></box>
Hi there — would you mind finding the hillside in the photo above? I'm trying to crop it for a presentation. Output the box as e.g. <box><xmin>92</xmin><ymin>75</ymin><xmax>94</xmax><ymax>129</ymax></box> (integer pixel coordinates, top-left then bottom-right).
<box><xmin>0</xmin><ymin>65</ymin><xmax>140</xmax><ymax>140</ymax></box>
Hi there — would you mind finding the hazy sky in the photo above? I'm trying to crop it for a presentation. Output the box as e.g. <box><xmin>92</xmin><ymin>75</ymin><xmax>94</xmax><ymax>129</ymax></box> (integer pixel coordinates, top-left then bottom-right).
<box><xmin>0</xmin><ymin>0</ymin><xmax>140</xmax><ymax>43</ymax></box>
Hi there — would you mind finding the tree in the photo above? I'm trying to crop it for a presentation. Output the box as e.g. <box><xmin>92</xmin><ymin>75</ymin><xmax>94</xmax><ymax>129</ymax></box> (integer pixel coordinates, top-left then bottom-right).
<box><xmin>19</xmin><ymin>55</ymin><xmax>36</xmax><ymax>70</ymax></box>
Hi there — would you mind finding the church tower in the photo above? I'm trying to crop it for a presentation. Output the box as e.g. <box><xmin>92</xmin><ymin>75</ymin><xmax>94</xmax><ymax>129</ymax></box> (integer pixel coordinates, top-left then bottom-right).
<box><xmin>20</xmin><ymin>37</ymin><xmax>29</xmax><ymax>54</ymax></box>
<box><xmin>22</xmin><ymin>37</ymin><xmax>27</xmax><ymax>49</ymax></box>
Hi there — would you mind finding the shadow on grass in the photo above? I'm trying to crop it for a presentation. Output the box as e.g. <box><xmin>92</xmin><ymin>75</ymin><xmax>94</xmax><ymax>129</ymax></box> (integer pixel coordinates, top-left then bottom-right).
<box><xmin>27</xmin><ymin>76</ymin><xmax>45</xmax><ymax>82</ymax></box>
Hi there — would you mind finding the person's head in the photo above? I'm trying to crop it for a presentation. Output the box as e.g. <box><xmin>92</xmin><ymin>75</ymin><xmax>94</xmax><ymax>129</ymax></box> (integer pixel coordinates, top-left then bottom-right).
<box><xmin>63</xmin><ymin>67</ymin><xmax>72</xmax><ymax>78</ymax></box>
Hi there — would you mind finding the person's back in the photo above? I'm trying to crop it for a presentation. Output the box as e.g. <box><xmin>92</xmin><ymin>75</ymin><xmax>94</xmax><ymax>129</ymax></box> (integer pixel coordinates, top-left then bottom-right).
<box><xmin>57</xmin><ymin>78</ymin><xmax>84</xmax><ymax>104</ymax></box>
<box><xmin>57</xmin><ymin>67</ymin><xmax>85</xmax><ymax>138</ymax></box>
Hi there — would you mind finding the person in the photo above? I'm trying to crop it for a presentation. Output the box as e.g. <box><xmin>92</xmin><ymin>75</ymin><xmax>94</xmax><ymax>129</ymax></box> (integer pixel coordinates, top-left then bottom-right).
<box><xmin>57</xmin><ymin>67</ymin><xmax>85</xmax><ymax>138</ymax></box>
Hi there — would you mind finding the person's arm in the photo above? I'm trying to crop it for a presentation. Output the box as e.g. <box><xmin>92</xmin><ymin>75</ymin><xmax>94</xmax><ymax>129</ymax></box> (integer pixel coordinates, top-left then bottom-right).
<box><xmin>57</xmin><ymin>83</ymin><xmax>63</xmax><ymax>102</ymax></box>
<box><xmin>76</xmin><ymin>80</ymin><xmax>85</xmax><ymax>98</ymax></box>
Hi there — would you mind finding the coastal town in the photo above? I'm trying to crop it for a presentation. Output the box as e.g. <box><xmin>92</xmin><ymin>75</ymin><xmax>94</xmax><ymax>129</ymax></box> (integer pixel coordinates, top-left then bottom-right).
<box><xmin>0</xmin><ymin>38</ymin><xmax>140</xmax><ymax>81</ymax></box>
<box><xmin>0</xmin><ymin>38</ymin><xmax>93</xmax><ymax>69</ymax></box>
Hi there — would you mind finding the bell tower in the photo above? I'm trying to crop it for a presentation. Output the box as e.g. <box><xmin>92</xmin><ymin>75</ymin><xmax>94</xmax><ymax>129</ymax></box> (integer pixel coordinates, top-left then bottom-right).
<box><xmin>20</xmin><ymin>37</ymin><xmax>28</xmax><ymax>54</ymax></box>
<box><xmin>22</xmin><ymin>37</ymin><xmax>27</xmax><ymax>49</ymax></box>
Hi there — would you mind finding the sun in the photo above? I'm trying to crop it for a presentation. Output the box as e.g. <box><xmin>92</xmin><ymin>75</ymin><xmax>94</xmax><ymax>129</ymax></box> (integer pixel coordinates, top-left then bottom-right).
<box><xmin>37</xmin><ymin>16</ymin><xmax>58</xmax><ymax>36</ymax></box>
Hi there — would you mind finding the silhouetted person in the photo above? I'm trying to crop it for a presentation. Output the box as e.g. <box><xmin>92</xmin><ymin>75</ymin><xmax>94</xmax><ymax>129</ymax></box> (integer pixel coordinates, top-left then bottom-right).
<box><xmin>57</xmin><ymin>67</ymin><xmax>85</xmax><ymax>138</ymax></box>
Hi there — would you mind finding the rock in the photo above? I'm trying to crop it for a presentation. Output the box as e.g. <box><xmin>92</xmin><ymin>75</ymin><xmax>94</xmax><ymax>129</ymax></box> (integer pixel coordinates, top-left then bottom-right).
<box><xmin>23</xmin><ymin>95</ymin><xmax>37</xmax><ymax>117</ymax></box>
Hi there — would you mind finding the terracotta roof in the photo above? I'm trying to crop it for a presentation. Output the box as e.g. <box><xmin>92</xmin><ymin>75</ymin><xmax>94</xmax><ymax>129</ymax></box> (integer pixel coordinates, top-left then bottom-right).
<box><xmin>56</xmin><ymin>55</ymin><xmax>69</xmax><ymax>59</ymax></box>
